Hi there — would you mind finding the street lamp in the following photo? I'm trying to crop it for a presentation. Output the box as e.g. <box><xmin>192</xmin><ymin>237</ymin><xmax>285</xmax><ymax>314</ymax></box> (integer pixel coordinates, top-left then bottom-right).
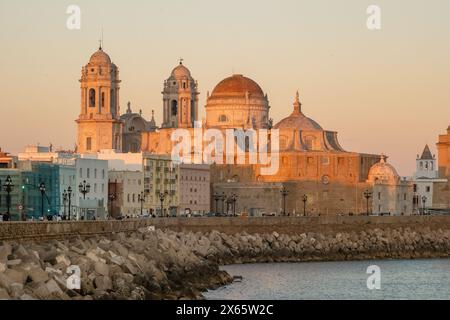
<box><xmin>79</xmin><ymin>180</ymin><xmax>90</xmax><ymax>220</ymax></box>
<box><xmin>109</xmin><ymin>193</ymin><xmax>116</xmax><ymax>219</ymax></box>
<box><xmin>139</xmin><ymin>192</ymin><xmax>146</xmax><ymax>216</ymax></box>
<box><xmin>62</xmin><ymin>189</ymin><xmax>68</xmax><ymax>220</ymax></box>
<box><xmin>221</xmin><ymin>192</ymin><xmax>226</xmax><ymax>216</ymax></box>
<box><xmin>280</xmin><ymin>187</ymin><xmax>289</xmax><ymax>216</ymax></box>
<box><xmin>159</xmin><ymin>191</ymin><xmax>168</xmax><ymax>217</ymax></box>
<box><xmin>39</xmin><ymin>182</ymin><xmax>46</xmax><ymax>220</ymax></box>
<box><xmin>78</xmin><ymin>180</ymin><xmax>91</xmax><ymax>199</ymax></box>
<box><xmin>302</xmin><ymin>194</ymin><xmax>308</xmax><ymax>216</ymax></box>
<box><xmin>214</xmin><ymin>193</ymin><xmax>221</xmax><ymax>215</ymax></box>
<box><xmin>67</xmin><ymin>186</ymin><xmax>73</xmax><ymax>221</ymax></box>
<box><xmin>2</xmin><ymin>176</ymin><xmax>14</xmax><ymax>221</ymax></box>
<box><xmin>363</xmin><ymin>190</ymin><xmax>373</xmax><ymax>216</ymax></box>
<box><xmin>422</xmin><ymin>196</ymin><xmax>427</xmax><ymax>215</ymax></box>
<box><xmin>230</xmin><ymin>193</ymin><xmax>238</xmax><ymax>216</ymax></box>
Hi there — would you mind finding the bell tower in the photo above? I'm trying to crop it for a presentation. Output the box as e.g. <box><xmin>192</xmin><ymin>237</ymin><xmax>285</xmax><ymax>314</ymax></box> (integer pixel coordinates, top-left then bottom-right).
<box><xmin>76</xmin><ymin>46</ymin><xmax>123</xmax><ymax>153</ymax></box>
<box><xmin>162</xmin><ymin>60</ymin><xmax>199</xmax><ymax>128</ymax></box>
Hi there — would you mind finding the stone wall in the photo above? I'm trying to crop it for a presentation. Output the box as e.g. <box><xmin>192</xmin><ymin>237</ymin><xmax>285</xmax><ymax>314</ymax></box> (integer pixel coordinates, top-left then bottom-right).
<box><xmin>2</xmin><ymin>216</ymin><xmax>450</xmax><ymax>241</ymax></box>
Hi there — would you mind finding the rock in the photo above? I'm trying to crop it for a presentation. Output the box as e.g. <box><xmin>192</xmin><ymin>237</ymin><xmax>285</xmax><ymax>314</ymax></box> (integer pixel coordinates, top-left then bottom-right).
<box><xmin>94</xmin><ymin>261</ymin><xmax>110</xmax><ymax>277</ymax></box>
<box><xmin>70</xmin><ymin>246</ymin><xmax>86</xmax><ymax>255</ymax></box>
<box><xmin>94</xmin><ymin>276</ymin><xmax>113</xmax><ymax>291</ymax></box>
<box><xmin>28</xmin><ymin>267</ymin><xmax>50</xmax><ymax>283</ymax></box>
<box><xmin>55</xmin><ymin>241</ymin><xmax>69</xmax><ymax>252</ymax></box>
<box><xmin>86</xmin><ymin>250</ymin><xmax>106</xmax><ymax>264</ymax></box>
<box><xmin>55</xmin><ymin>255</ymin><xmax>71</xmax><ymax>267</ymax></box>
<box><xmin>9</xmin><ymin>283</ymin><xmax>24</xmax><ymax>298</ymax></box>
<box><xmin>0</xmin><ymin>288</ymin><xmax>10</xmax><ymax>300</ymax></box>
<box><xmin>5</xmin><ymin>269</ymin><xmax>27</xmax><ymax>285</ymax></box>
<box><xmin>0</xmin><ymin>262</ymin><xmax>6</xmax><ymax>273</ymax></box>
<box><xmin>123</xmin><ymin>261</ymin><xmax>138</xmax><ymax>275</ymax></box>
<box><xmin>45</xmin><ymin>279</ymin><xmax>64</xmax><ymax>296</ymax></box>
<box><xmin>20</xmin><ymin>294</ymin><xmax>37</xmax><ymax>300</ymax></box>
<box><xmin>0</xmin><ymin>244</ymin><xmax>12</xmax><ymax>262</ymax></box>
<box><xmin>6</xmin><ymin>259</ymin><xmax>22</xmax><ymax>266</ymax></box>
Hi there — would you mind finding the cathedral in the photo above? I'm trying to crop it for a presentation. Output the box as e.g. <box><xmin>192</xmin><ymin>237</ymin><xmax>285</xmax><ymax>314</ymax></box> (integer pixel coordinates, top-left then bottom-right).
<box><xmin>77</xmin><ymin>46</ymin><xmax>383</xmax><ymax>215</ymax></box>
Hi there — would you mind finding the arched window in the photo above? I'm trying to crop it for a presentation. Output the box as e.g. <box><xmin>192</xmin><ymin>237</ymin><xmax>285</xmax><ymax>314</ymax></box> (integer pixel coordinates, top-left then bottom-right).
<box><xmin>110</xmin><ymin>89</ymin><xmax>115</xmax><ymax>114</ymax></box>
<box><xmin>420</xmin><ymin>161</ymin><xmax>423</xmax><ymax>170</ymax></box>
<box><xmin>431</xmin><ymin>162</ymin><xmax>434</xmax><ymax>170</ymax></box>
<box><xmin>171</xmin><ymin>100</ymin><xmax>178</xmax><ymax>116</ymax></box>
<box><xmin>89</xmin><ymin>89</ymin><xmax>96</xmax><ymax>108</ymax></box>
<box><xmin>219</xmin><ymin>115</ymin><xmax>227</xmax><ymax>122</ymax></box>
<box><xmin>101</xmin><ymin>92</ymin><xmax>105</xmax><ymax>108</ymax></box>
<box><xmin>425</xmin><ymin>162</ymin><xmax>429</xmax><ymax>170</ymax></box>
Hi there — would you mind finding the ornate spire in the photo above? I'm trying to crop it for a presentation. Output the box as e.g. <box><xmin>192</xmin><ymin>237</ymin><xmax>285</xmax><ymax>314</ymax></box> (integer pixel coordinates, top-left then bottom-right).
<box><xmin>126</xmin><ymin>101</ymin><xmax>132</xmax><ymax>114</ymax></box>
<box><xmin>293</xmin><ymin>91</ymin><xmax>302</xmax><ymax>114</ymax></box>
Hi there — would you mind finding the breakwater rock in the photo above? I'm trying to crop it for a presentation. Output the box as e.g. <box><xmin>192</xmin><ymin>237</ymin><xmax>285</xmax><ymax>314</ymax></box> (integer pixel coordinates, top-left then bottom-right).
<box><xmin>1</xmin><ymin>226</ymin><xmax>450</xmax><ymax>300</ymax></box>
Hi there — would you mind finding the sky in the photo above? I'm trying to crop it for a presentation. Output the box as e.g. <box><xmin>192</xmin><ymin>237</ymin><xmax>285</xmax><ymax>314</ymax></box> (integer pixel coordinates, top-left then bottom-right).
<box><xmin>0</xmin><ymin>0</ymin><xmax>449</xmax><ymax>176</ymax></box>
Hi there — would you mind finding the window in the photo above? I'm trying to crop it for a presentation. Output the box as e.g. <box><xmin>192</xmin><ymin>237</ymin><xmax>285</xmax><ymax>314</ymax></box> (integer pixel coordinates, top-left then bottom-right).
<box><xmin>94</xmin><ymin>169</ymin><xmax>97</xmax><ymax>179</ymax></box>
<box><xmin>89</xmin><ymin>89</ymin><xmax>96</xmax><ymax>107</ymax></box>
<box><xmin>94</xmin><ymin>183</ymin><xmax>97</xmax><ymax>193</ymax></box>
<box><xmin>404</xmin><ymin>194</ymin><xmax>407</xmax><ymax>201</ymax></box>
<box><xmin>87</xmin><ymin>168</ymin><xmax>90</xmax><ymax>179</ymax></box>
<box><xmin>378</xmin><ymin>192</ymin><xmax>381</xmax><ymax>200</ymax></box>
<box><xmin>322</xmin><ymin>157</ymin><xmax>330</xmax><ymax>166</ymax></box>
<box><xmin>86</xmin><ymin>137</ymin><xmax>92</xmax><ymax>151</ymax></box>
<box><xmin>219</xmin><ymin>115</ymin><xmax>227</xmax><ymax>122</ymax></box>
<box><xmin>101</xmin><ymin>92</ymin><xmax>105</xmax><ymax>108</ymax></box>
<box><xmin>413</xmin><ymin>184</ymin><xmax>417</xmax><ymax>193</ymax></box>
<box><xmin>426</xmin><ymin>186</ymin><xmax>431</xmax><ymax>192</ymax></box>
<box><xmin>79</xmin><ymin>168</ymin><xmax>83</xmax><ymax>178</ymax></box>
<box><xmin>127</xmin><ymin>194</ymin><xmax>130</xmax><ymax>203</ymax></box>
<box><xmin>102</xmin><ymin>170</ymin><xmax>105</xmax><ymax>179</ymax></box>
<box><xmin>102</xmin><ymin>184</ymin><xmax>104</xmax><ymax>193</ymax></box>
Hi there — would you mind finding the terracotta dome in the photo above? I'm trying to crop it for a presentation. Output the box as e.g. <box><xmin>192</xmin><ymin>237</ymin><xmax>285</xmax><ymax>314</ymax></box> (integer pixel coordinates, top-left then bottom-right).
<box><xmin>89</xmin><ymin>48</ymin><xmax>112</xmax><ymax>65</ymax></box>
<box><xmin>171</xmin><ymin>62</ymin><xmax>191</xmax><ymax>79</ymax></box>
<box><xmin>274</xmin><ymin>92</ymin><xmax>322</xmax><ymax>131</ymax></box>
<box><xmin>211</xmin><ymin>74</ymin><xmax>265</xmax><ymax>98</ymax></box>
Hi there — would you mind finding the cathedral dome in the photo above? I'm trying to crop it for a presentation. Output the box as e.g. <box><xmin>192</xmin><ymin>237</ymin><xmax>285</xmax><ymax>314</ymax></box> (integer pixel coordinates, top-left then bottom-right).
<box><xmin>368</xmin><ymin>155</ymin><xmax>400</xmax><ymax>184</ymax></box>
<box><xmin>210</xmin><ymin>74</ymin><xmax>265</xmax><ymax>98</ymax></box>
<box><xmin>171</xmin><ymin>62</ymin><xmax>191</xmax><ymax>79</ymax></box>
<box><xmin>89</xmin><ymin>48</ymin><xmax>112</xmax><ymax>65</ymax></box>
<box><xmin>274</xmin><ymin>92</ymin><xmax>322</xmax><ymax>131</ymax></box>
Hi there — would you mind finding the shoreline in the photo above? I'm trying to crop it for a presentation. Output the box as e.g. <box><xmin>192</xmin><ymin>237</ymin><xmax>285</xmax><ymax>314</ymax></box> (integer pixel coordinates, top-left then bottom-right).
<box><xmin>1</xmin><ymin>226</ymin><xmax>450</xmax><ymax>300</ymax></box>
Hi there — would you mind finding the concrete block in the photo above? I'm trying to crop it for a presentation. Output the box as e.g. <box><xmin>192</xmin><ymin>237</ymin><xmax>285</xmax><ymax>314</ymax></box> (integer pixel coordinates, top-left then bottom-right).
<box><xmin>0</xmin><ymin>288</ymin><xmax>10</xmax><ymax>300</ymax></box>
<box><xmin>94</xmin><ymin>261</ymin><xmax>110</xmax><ymax>277</ymax></box>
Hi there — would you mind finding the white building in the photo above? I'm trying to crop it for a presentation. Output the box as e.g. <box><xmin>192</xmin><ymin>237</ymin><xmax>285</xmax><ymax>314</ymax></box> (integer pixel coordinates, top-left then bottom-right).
<box><xmin>368</xmin><ymin>155</ymin><xmax>413</xmax><ymax>216</ymax></box>
<box><xmin>82</xmin><ymin>150</ymin><xmax>143</xmax><ymax>171</ymax></box>
<box><xmin>411</xmin><ymin>145</ymin><xmax>447</xmax><ymax>213</ymax></box>
<box><xmin>75</xmin><ymin>158</ymin><xmax>109</xmax><ymax>220</ymax></box>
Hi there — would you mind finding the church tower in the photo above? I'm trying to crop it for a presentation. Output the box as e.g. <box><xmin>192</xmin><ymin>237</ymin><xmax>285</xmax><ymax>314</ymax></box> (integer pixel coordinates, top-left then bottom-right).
<box><xmin>415</xmin><ymin>144</ymin><xmax>437</xmax><ymax>179</ymax></box>
<box><xmin>76</xmin><ymin>46</ymin><xmax>123</xmax><ymax>154</ymax></box>
<box><xmin>162</xmin><ymin>60</ymin><xmax>199</xmax><ymax>128</ymax></box>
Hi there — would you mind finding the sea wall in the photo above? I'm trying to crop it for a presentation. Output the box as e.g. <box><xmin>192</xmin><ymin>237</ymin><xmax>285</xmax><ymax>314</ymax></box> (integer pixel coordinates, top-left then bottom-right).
<box><xmin>1</xmin><ymin>225</ymin><xmax>450</xmax><ymax>300</ymax></box>
<box><xmin>2</xmin><ymin>216</ymin><xmax>450</xmax><ymax>241</ymax></box>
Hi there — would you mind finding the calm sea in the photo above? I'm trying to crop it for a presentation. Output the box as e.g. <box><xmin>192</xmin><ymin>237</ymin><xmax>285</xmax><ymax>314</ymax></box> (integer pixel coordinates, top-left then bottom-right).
<box><xmin>205</xmin><ymin>259</ymin><xmax>450</xmax><ymax>300</ymax></box>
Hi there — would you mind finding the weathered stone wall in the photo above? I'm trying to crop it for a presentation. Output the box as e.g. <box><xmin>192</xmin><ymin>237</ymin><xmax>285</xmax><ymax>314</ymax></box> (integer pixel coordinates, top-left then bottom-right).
<box><xmin>2</xmin><ymin>216</ymin><xmax>450</xmax><ymax>241</ymax></box>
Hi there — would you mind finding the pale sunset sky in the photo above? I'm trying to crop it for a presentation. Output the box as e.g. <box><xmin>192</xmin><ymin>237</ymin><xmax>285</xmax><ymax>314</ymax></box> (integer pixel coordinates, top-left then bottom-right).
<box><xmin>0</xmin><ymin>0</ymin><xmax>449</xmax><ymax>175</ymax></box>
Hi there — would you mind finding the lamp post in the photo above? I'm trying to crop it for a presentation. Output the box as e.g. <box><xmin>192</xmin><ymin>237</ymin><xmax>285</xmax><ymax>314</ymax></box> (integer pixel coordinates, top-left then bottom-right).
<box><xmin>39</xmin><ymin>182</ymin><xmax>46</xmax><ymax>220</ymax></box>
<box><xmin>214</xmin><ymin>193</ymin><xmax>221</xmax><ymax>215</ymax></box>
<box><xmin>422</xmin><ymin>196</ymin><xmax>427</xmax><ymax>215</ymax></box>
<box><xmin>159</xmin><ymin>191</ymin><xmax>168</xmax><ymax>217</ymax></box>
<box><xmin>79</xmin><ymin>180</ymin><xmax>91</xmax><ymax>220</ymax></box>
<box><xmin>109</xmin><ymin>193</ymin><xmax>116</xmax><ymax>219</ymax></box>
<box><xmin>62</xmin><ymin>190</ymin><xmax>68</xmax><ymax>220</ymax></box>
<box><xmin>2</xmin><ymin>176</ymin><xmax>13</xmax><ymax>221</ymax></box>
<box><xmin>67</xmin><ymin>186</ymin><xmax>73</xmax><ymax>221</ymax></box>
<box><xmin>280</xmin><ymin>187</ymin><xmax>289</xmax><ymax>216</ymax></box>
<box><xmin>139</xmin><ymin>192</ymin><xmax>146</xmax><ymax>216</ymax></box>
<box><xmin>363</xmin><ymin>190</ymin><xmax>372</xmax><ymax>216</ymax></box>
<box><xmin>302</xmin><ymin>194</ymin><xmax>308</xmax><ymax>216</ymax></box>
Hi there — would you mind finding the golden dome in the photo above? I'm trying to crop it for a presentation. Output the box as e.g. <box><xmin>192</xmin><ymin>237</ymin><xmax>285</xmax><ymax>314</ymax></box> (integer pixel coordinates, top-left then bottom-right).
<box><xmin>211</xmin><ymin>74</ymin><xmax>265</xmax><ymax>98</ymax></box>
